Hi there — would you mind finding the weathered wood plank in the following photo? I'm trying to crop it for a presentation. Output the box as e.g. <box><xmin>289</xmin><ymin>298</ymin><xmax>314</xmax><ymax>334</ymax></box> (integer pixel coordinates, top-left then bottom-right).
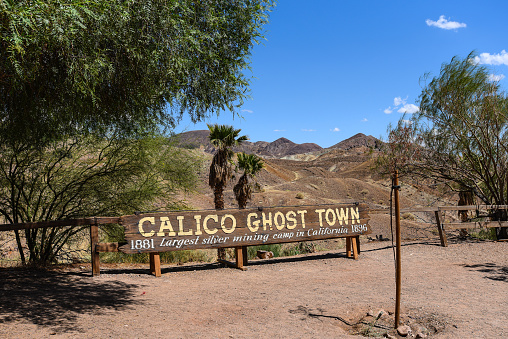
<box><xmin>435</xmin><ymin>211</ymin><xmax>448</xmax><ymax>247</ymax></box>
<box><xmin>91</xmin><ymin>225</ymin><xmax>100</xmax><ymax>276</ymax></box>
<box><xmin>443</xmin><ymin>221</ymin><xmax>508</xmax><ymax>229</ymax></box>
<box><xmin>438</xmin><ymin>205</ymin><xmax>508</xmax><ymax>211</ymax></box>
<box><xmin>119</xmin><ymin>204</ymin><xmax>371</xmax><ymax>254</ymax></box>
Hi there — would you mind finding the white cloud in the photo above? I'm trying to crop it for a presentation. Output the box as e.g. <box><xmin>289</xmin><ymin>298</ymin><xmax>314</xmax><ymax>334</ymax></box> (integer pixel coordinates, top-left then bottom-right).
<box><xmin>302</xmin><ymin>129</ymin><xmax>316</xmax><ymax>132</ymax></box>
<box><xmin>426</xmin><ymin>15</ymin><xmax>466</xmax><ymax>30</ymax></box>
<box><xmin>393</xmin><ymin>96</ymin><xmax>406</xmax><ymax>107</ymax></box>
<box><xmin>384</xmin><ymin>107</ymin><xmax>393</xmax><ymax>114</ymax></box>
<box><xmin>488</xmin><ymin>74</ymin><xmax>505</xmax><ymax>82</ymax></box>
<box><xmin>273</xmin><ymin>129</ymin><xmax>285</xmax><ymax>132</ymax></box>
<box><xmin>397</xmin><ymin>104</ymin><xmax>419</xmax><ymax>114</ymax></box>
<box><xmin>241</xmin><ymin>109</ymin><xmax>253</xmax><ymax>113</ymax></box>
<box><xmin>474</xmin><ymin>50</ymin><xmax>508</xmax><ymax>66</ymax></box>
<box><xmin>331</xmin><ymin>127</ymin><xmax>340</xmax><ymax>132</ymax></box>
<box><xmin>361</xmin><ymin>118</ymin><xmax>368</xmax><ymax>122</ymax></box>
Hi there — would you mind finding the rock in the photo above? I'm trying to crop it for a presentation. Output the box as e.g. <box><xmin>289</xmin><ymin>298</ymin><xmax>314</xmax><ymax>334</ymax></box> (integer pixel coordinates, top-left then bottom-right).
<box><xmin>367</xmin><ymin>309</ymin><xmax>374</xmax><ymax>317</ymax></box>
<box><xmin>415</xmin><ymin>333</ymin><xmax>427</xmax><ymax>339</ymax></box>
<box><xmin>257</xmin><ymin>250</ymin><xmax>274</xmax><ymax>259</ymax></box>
<box><xmin>385</xmin><ymin>334</ymin><xmax>396</xmax><ymax>339</ymax></box>
<box><xmin>375</xmin><ymin>309</ymin><xmax>386</xmax><ymax>319</ymax></box>
<box><xmin>397</xmin><ymin>325</ymin><xmax>412</xmax><ymax>337</ymax></box>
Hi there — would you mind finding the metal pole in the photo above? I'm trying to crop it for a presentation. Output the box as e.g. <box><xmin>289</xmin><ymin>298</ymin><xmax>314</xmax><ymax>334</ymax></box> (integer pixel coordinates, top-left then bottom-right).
<box><xmin>393</xmin><ymin>170</ymin><xmax>402</xmax><ymax>328</ymax></box>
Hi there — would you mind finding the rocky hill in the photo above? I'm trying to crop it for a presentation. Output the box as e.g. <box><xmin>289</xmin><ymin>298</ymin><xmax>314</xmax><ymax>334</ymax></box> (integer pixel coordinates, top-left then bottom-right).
<box><xmin>329</xmin><ymin>133</ymin><xmax>383</xmax><ymax>150</ymax></box>
<box><xmin>172</xmin><ymin>130</ymin><xmax>323</xmax><ymax>158</ymax></box>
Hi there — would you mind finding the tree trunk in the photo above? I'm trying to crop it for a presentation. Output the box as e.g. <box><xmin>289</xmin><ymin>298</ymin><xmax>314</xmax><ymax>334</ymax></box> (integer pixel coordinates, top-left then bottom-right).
<box><xmin>214</xmin><ymin>185</ymin><xmax>225</xmax><ymax>210</ymax></box>
<box><xmin>14</xmin><ymin>230</ymin><xmax>26</xmax><ymax>264</ymax></box>
<box><xmin>213</xmin><ymin>184</ymin><xmax>226</xmax><ymax>260</ymax></box>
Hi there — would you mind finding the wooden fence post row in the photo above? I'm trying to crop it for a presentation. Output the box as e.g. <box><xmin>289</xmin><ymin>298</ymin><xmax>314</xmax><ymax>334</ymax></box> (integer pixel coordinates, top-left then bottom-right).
<box><xmin>435</xmin><ymin>205</ymin><xmax>508</xmax><ymax>247</ymax></box>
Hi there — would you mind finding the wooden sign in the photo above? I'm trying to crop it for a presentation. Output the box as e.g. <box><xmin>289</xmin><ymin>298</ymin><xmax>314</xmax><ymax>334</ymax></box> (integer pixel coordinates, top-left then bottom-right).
<box><xmin>119</xmin><ymin>204</ymin><xmax>371</xmax><ymax>254</ymax></box>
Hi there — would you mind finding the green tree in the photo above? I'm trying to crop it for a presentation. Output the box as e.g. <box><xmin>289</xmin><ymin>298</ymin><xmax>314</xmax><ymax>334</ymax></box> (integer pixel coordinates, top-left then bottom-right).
<box><xmin>0</xmin><ymin>133</ymin><xmax>201</xmax><ymax>265</ymax></box>
<box><xmin>208</xmin><ymin>124</ymin><xmax>248</xmax><ymax>210</ymax></box>
<box><xmin>234</xmin><ymin>153</ymin><xmax>264</xmax><ymax>209</ymax></box>
<box><xmin>208</xmin><ymin>124</ymin><xmax>248</xmax><ymax>260</ymax></box>
<box><xmin>379</xmin><ymin>53</ymin><xmax>508</xmax><ymax>239</ymax></box>
<box><xmin>0</xmin><ymin>0</ymin><xmax>274</xmax><ymax>143</ymax></box>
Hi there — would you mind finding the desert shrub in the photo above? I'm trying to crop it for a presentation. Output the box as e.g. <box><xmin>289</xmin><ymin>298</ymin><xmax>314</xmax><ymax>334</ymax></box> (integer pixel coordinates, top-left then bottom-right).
<box><xmin>296</xmin><ymin>192</ymin><xmax>305</xmax><ymax>199</ymax></box>
<box><xmin>468</xmin><ymin>228</ymin><xmax>497</xmax><ymax>241</ymax></box>
<box><xmin>101</xmin><ymin>250</ymin><xmax>214</xmax><ymax>264</ymax></box>
<box><xmin>281</xmin><ymin>242</ymin><xmax>316</xmax><ymax>256</ymax></box>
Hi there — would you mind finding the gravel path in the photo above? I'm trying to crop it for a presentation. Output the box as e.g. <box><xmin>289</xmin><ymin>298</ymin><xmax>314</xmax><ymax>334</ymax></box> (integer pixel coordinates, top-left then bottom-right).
<box><xmin>0</xmin><ymin>240</ymin><xmax>506</xmax><ymax>338</ymax></box>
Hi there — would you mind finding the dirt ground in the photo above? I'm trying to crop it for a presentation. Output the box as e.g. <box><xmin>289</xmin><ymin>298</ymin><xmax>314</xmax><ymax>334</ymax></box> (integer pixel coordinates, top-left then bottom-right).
<box><xmin>0</xmin><ymin>238</ymin><xmax>506</xmax><ymax>338</ymax></box>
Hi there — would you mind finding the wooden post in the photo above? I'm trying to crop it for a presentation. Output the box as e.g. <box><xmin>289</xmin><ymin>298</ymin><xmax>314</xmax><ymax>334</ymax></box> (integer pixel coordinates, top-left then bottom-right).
<box><xmin>435</xmin><ymin>210</ymin><xmax>448</xmax><ymax>247</ymax></box>
<box><xmin>351</xmin><ymin>236</ymin><xmax>359</xmax><ymax>260</ymax></box>
<box><xmin>235</xmin><ymin>247</ymin><xmax>244</xmax><ymax>269</ymax></box>
<box><xmin>150</xmin><ymin>252</ymin><xmax>161</xmax><ymax>277</ymax></box>
<box><xmin>393</xmin><ymin>171</ymin><xmax>402</xmax><ymax>329</ymax></box>
<box><xmin>90</xmin><ymin>223</ymin><xmax>100</xmax><ymax>277</ymax></box>
<box><xmin>346</xmin><ymin>237</ymin><xmax>352</xmax><ymax>257</ymax></box>
<box><xmin>345</xmin><ymin>236</ymin><xmax>359</xmax><ymax>259</ymax></box>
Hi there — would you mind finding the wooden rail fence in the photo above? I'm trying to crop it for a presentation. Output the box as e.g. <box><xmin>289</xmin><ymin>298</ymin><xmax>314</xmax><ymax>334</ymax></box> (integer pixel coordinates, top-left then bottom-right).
<box><xmin>371</xmin><ymin>205</ymin><xmax>508</xmax><ymax>247</ymax></box>
<box><xmin>0</xmin><ymin>203</ymin><xmax>372</xmax><ymax>277</ymax></box>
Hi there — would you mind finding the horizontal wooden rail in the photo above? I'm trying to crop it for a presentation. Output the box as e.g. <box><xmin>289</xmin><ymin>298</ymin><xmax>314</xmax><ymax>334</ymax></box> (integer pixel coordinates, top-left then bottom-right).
<box><xmin>443</xmin><ymin>221</ymin><xmax>508</xmax><ymax>230</ymax></box>
<box><xmin>369</xmin><ymin>207</ymin><xmax>439</xmax><ymax>214</ymax></box>
<box><xmin>0</xmin><ymin>217</ymin><xmax>121</xmax><ymax>232</ymax></box>
<box><xmin>438</xmin><ymin>205</ymin><xmax>508</xmax><ymax>211</ymax></box>
<box><xmin>370</xmin><ymin>205</ymin><xmax>508</xmax><ymax>215</ymax></box>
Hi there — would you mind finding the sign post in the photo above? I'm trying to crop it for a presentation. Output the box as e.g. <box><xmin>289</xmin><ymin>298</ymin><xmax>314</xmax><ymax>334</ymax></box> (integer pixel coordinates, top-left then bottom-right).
<box><xmin>393</xmin><ymin>171</ymin><xmax>402</xmax><ymax>328</ymax></box>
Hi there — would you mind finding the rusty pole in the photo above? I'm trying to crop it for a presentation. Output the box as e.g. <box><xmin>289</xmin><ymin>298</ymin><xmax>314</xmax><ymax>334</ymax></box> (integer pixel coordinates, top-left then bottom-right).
<box><xmin>393</xmin><ymin>170</ymin><xmax>402</xmax><ymax>328</ymax></box>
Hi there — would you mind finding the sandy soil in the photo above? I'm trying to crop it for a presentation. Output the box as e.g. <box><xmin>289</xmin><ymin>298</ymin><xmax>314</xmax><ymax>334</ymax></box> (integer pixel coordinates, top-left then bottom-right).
<box><xmin>0</xmin><ymin>238</ymin><xmax>506</xmax><ymax>338</ymax></box>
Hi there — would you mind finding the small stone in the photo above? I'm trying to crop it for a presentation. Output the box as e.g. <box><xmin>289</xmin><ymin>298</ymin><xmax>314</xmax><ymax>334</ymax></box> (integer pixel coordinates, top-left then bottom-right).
<box><xmin>375</xmin><ymin>309</ymin><xmax>385</xmax><ymax>319</ymax></box>
<box><xmin>397</xmin><ymin>325</ymin><xmax>412</xmax><ymax>337</ymax></box>
<box><xmin>367</xmin><ymin>309</ymin><xmax>374</xmax><ymax>317</ymax></box>
<box><xmin>385</xmin><ymin>334</ymin><xmax>396</xmax><ymax>339</ymax></box>
<box><xmin>256</xmin><ymin>250</ymin><xmax>273</xmax><ymax>259</ymax></box>
<box><xmin>416</xmin><ymin>333</ymin><xmax>427</xmax><ymax>339</ymax></box>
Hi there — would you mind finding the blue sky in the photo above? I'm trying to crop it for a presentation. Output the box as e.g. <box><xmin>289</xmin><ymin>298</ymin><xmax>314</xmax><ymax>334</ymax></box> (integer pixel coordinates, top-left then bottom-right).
<box><xmin>175</xmin><ymin>0</ymin><xmax>508</xmax><ymax>148</ymax></box>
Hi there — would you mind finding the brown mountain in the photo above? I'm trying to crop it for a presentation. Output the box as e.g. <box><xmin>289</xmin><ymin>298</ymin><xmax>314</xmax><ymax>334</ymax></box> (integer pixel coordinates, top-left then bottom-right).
<box><xmin>329</xmin><ymin>133</ymin><xmax>383</xmax><ymax>150</ymax></box>
<box><xmin>172</xmin><ymin>130</ymin><xmax>322</xmax><ymax>158</ymax></box>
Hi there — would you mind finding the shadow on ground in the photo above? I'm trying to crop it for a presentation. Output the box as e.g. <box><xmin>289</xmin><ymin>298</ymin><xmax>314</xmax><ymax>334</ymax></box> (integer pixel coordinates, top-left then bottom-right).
<box><xmin>98</xmin><ymin>240</ymin><xmax>445</xmax><ymax>276</ymax></box>
<box><xmin>99</xmin><ymin>252</ymin><xmax>349</xmax><ymax>276</ymax></box>
<box><xmin>0</xmin><ymin>268</ymin><xmax>140</xmax><ymax>333</ymax></box>
<box><xmin>462</xmin><ymin>263</ymin><xmax>508</xmax><ymax>282</ymax></box>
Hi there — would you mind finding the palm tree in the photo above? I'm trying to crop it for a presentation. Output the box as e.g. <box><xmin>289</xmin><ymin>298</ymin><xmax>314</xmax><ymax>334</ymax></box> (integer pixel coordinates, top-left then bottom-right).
<box><xmin>234</xmin><ymin>153</ymin><xmax>264</xmax><ymax>209</ymax></box>
<box><xmin>208</xmin><ymin>124</ymin><xmax>248</xmax><ymax>210</ymax></box>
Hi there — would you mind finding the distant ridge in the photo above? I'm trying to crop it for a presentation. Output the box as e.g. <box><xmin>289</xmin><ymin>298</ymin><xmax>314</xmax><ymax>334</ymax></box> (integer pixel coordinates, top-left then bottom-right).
<box><xmin>173</xmin><ymin>130</ymin><xmax>323</xmax><ymax>158</ymax></box>
<box><xmin>172</xmin><ymin>130</ymin><xmax>381</xmax><ymax>158</ymax></box>
<box><xmin>329</xmin><ymin>133</ymin><xmax>383</xmax><ymax>150</ymax></box>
